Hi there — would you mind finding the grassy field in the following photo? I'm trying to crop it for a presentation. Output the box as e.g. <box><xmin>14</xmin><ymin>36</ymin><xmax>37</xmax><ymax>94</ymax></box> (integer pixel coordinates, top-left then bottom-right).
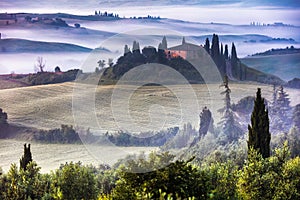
<box><xmin>1</xmin><ymin>81</ymin><xmax>299</xmax><ymax>132</ymax></box>
<box><xmin>0</xmin><ymin>139</ymin><xmax>157</xmax><ymax>173</ymax></box>
<box><xmin>0</xmin><ymin>82</ymin><xmax>300</xmax><ymax>173</ymax></box>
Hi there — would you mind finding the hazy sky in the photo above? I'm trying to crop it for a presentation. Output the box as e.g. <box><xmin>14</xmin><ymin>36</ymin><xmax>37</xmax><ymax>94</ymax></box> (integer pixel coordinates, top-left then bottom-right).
<box><xmin>1</xmin><ymin>0</ymin><xmax>300</xmax><ymax>25</ymax></box>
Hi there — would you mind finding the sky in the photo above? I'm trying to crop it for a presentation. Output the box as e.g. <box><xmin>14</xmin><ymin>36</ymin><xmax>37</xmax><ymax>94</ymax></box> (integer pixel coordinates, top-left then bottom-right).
<box><xmin>1</xmin><ymin>0</ymin><xmax>300</xmax><ymax>25</ymax></box>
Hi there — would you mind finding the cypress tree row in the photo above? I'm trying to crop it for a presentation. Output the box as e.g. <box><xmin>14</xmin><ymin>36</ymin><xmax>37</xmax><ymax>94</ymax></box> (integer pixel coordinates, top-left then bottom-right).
<box><xmin>248</xmin><ymin>88</ymin><xmax>271</xmax><ymax>158</ymax></box>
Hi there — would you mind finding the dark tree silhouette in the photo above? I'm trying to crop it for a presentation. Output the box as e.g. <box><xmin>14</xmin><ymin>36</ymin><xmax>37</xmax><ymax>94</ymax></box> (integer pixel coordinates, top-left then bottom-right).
<box><xmin>124</xmin><ymin>44</ymin><xmax>130</xmax><ymax>55</ymax></box>
<box><xmin>204</xmin><ymin>38</ymin><xmax>210</xmax><ymax>53</ymax></box>
<box><xmin>248</xmin><ymin>88</ymin><xmax>271</xmax><ymax>158</ymax></box>
<box><xmin>199</xmin><ymin>107</ymin><xmax>213</xmax><ymax>138</ymax></box>
<box><xmin>132</xmin><ymin>41</ymin><xmax>140</xmax><ymax>53</ymax></box>
<box><xmin>161</xmin><ymin>36</ymin><xmax>168</xmax><ymax>49</ymax></box>
<box><xmin>20</xmin><ymin>143</ymin><xmax>33</xmax><ymax>171</ymax></box>
<box><xmin>54</xmin><ymin>66</ymin><xmax>61</xmax><ymax>73</ymax></box>
<box><xmin>220</xmin><ymin>43</ymin><xmax>224</xmax><ymax>56</ymax></box>
<box><xmin>211</xmin><ymin>34</ymin><xmax>220</xmax><ymax>64</ymax></box>
<box><xmin>224</xmin><ymin>44</ymin><xmax>229</xmax><ymax>59</ymax></box>
<box><xmin>0</xmin><ymin>108</ymin><xmax>8</xmax><ymax>125</ymax></box>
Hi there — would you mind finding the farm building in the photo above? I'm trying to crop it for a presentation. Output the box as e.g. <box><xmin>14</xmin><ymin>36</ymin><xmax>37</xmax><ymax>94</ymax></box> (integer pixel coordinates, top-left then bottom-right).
<box><xmin>165</xmin><ymin>38</ymin><xmax>205</xmax><ymax>60</ymax></box>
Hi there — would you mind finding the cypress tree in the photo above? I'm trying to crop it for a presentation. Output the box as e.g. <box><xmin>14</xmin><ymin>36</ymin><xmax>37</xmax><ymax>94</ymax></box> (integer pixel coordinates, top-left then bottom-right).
<box><xmin>220</xmin><ymin>43</ymin><xmax>224</xmax><ymax>56</ymax></box>
<box><xmin>231</xmin><ymin>43</ymin><xmax>241</xmax><ymax>79</ymax></box>
<box><xmin>132</xmin><ymin>41</ymin><xmax>140</xmax><ymax>53</ymax></box>
<box><xmin>204</xmin><ymin>38</ymin><xmax>210</xmax><ymax>53</ymax></box>
<box><xmin>182</xmin><ymin>37</ymin><xmax>186</xmax><ymax>44</ymax></box>
<box><xmin>124</xmin><ymin>44</ymin><xmax>130</xmax><ymax>55</ymax></box>
<box><xmin>231</xmin><ymin>43</ymin><xmax>237</xmax><ymax>62</ymax></box>
<box><xmin>20</xmin><ymin>143</ymin><xmax>32</xmax><ymax>170</ymax></box>
<box><xmin>161</xmin><ymin>36</ymin><xmax>168</xmax><ymax>49</ymax></box>
<box><xmin>199</xmin><ymin>106</ymin><xmax>213</xmax><ymax>138</ymax></box>
<box><xmin>248</xmin><ymin>88</ymin><xmax>270</xmax><ymax>158</ymax></box>
<box><xmin>224</xmin><ymin>44</ymin><xmax>229</xmax><ymax>59</ymax></box>
<box><xmin>211</xmin><ymin>34</ymin><xmax>220</xmax><ymax>62</ymax></box>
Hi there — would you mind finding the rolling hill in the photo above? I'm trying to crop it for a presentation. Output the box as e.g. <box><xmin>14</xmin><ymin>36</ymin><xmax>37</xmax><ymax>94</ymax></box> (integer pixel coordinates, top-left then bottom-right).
<box><xmin>1</xmin><ymin>82</ymin><xmax>299</xmax><ymax>132</ymax></box>
<box><xmin>241</xmin><ymin>53</ymin><xmax>300</xmax><ymax>81</ymax></box>
<box><xmin>0</xmin><ymin>38</ymin><xmax>97</xmax><ymax>53</ymax></box>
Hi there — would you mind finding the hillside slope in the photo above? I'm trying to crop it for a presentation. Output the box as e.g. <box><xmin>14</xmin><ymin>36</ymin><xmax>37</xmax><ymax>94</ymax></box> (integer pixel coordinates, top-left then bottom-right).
<box><xmin>1</xmin><ymin>82</ymin><xmax>299</xmax><ymax>132</ymax></box>
<box><xmin>241</xmin><ymin>53</ymin><xmax>300</xmax><ymax>81</ymax></box>
<box><xmin>0</xmin><ymin>38</ymin><xmax>95</xmax><ymax>53</ymax></box>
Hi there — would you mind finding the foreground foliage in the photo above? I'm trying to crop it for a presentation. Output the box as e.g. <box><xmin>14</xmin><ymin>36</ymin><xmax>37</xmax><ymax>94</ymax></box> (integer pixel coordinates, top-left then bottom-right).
<box><xmin>1</xmin><ymin>143</ymin><xmax>299</xmax><ymax>200</ymax></box>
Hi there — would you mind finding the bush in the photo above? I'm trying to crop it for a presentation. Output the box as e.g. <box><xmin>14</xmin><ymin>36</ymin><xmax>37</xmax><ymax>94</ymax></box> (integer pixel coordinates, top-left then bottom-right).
<box><xmin>27</xmin><ymin>69</ymin><xmax>81</xmax><ymax>85</ymax></box>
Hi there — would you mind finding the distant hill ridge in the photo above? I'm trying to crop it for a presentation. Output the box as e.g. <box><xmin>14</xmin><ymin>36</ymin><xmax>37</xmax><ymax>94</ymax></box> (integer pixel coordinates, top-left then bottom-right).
<box><xmin>0</xmin><ymin>38</ymin><xmax>101</xmax><ymax>53</ymax></box>
<box><xmin>251</xmin><ymin>46</ymin><xmax>300</xmax><ymax>57</ymax></box>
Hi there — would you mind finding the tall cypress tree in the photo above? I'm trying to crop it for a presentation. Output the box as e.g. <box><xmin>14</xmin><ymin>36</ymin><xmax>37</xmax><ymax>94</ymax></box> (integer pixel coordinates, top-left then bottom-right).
<box><xmin>20</xmin><ymin>143</ymin><xmax>32</xmax><ymax>170</ymax></box>
<box><xmin>199</xmin><ymin>106</ymin><xmax>213</xmax><ymax>138</ymax></box>
<box><xmin>224</xmin><ymin>44</ymin><xmax>229</xmax><ymax>60</ymax></box>
<box><xmin>204</xmin><ymin>38</ymin><xmax>210</xmax><ymax>53</ymax></box>
<box><xmin>161</xmin><ymin>36</ymin><xmax>168</xmax><ymax>49</ymax></box>
<box><xmin>220</xmin><ymin>43</ymin><xmax>224</xmax><ymax>57</ymax></box>
<box><xmin>231</xmin><ymin>42</ymin><xmax>242</xmax><ymax>79</ymax></box>
<box><xmin>124</xmin><ymin>44</ymin><xmax>130</xmax><ymax>55</ymax></box>
<box><xmin>211</xmin><ymin>34</ymin><xmax>220</xmax><ymax>62</ymax></box>
<box><xmin>248</xmin><ymin>88</ymin><xmax>270</xmax><ymax>158</ymax></box>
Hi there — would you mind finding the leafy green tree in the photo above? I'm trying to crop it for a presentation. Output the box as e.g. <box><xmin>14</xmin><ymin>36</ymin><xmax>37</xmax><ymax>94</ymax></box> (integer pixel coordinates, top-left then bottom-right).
<box><xmin>51</xmin><ymin>162</ymin><xmax>98</xmax><ymax>200</ymax></box>
<box><xmin>238</xmin><ymin>141</ymin><xmax>300</xmax><ymax>200</ymax></box>
<box><xmin>248</xmin><ymin>88</ymin><xmax>271</xmax><ymax>158</ymax></box>
<box><xmin>237</xmin><ymin>148</ymin><xmax>273</xmax><ymax>200</ymax></box>
<box><xmin>112</xmin><ymin>152</ymin><xmax>210</xmax><ymax>199</ymax></box>
<box><xmin>2</xmin><ymin>162</ymin><xmax>43</xmax><ymax>200</ymax></box>
<box><xmin>20</xmin><ymin>143</ymin><xmax>32</xmax><ymax>171</ymax></box>
<box><xmin>206</xmin><ymin>161</ymin><xmax>239</xmax><ymax>199</ymax></box>
<box><xmin>275</xmin><ymin>156</ymin><xmax>300</xmax><ymax>199</ymax></box>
